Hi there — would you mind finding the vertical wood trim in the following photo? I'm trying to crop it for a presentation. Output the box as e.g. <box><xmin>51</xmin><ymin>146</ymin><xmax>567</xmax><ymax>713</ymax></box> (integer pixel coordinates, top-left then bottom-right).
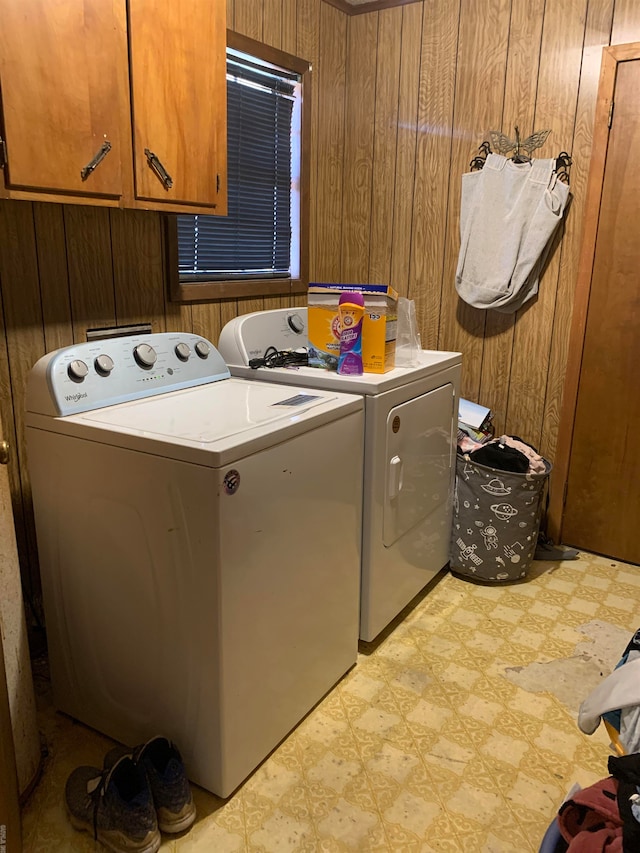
<box><xmin>273</xmin><ymin>0</ymin><xmax>298</xmax><ymax>308</ymax></box>
<box><xmin>506</xmin><ymin>0</ymin><xmax>589</xmax><ymax>451</ymax></box>
<box><xmin>408</xmin><ymin>0</ymin><xmax>462</xmax><ymax>350</ymax></box>
<box><xmin>110</xmin><ymin>209</ymin><xmax>166</xmax><ymax>330</ymax></box>
<box><xmin>263</xmin><ymin>0</ymin><xmax>285</xmax><ymax>310</ymax></box>
<box><xmin>192</xmin><ymin>301</ymin><xmax>223</xmax><ymax>346</ymax></box>
<box><xmin>389</xmin><ymin>2</ymin><xmax>422</xmax><ymax>298</ymax></box>
<box><xmin>232</xmin><ymin>3</ymin><xmax>264</xmax><ymax>313</ymax></box>
<box><xmin>610</xmin><ymin>0</ymin><xmax>640</xmax><ymax>44</ymax></box>
<box><xmin>263</xmin><ymin>0</ymin><xmax>283</xmax><ymax>47</ymax></box>
<box><xmin>164</xmin><ymin>300</ymin><xmax>194</xmax><ymax>334</ymax></box>
<box><xmin>219</xmin><ymin>297</ymin><xmax>241</xmax><ymax>342</ymax></box>
<box><xmin>234</xmin><ymin>0</ymin><xmax>263</xmax><ymax>39</ymax></box>
<box><xmin>315</xmin><ymin>3</ymin><xmax>348</xmax><ymax>281</ymax></box>
<box><xmin>162</xmin><ymin>216</ymin><xmax>194</xmax><ymax>333</ymax></box>
<box><xmin>63</xmin><ymin>206</ymin><xmax>117</xmax><ymax>341</ymax></box>
<box><xmin>0</xmin><ymin>201</ymin><xmax>46</xmax><ymax>604</ymax></box>
<box><xmin>368</xmin><ymin>9</ymin><xmax>402</xmax><ymax>286</ymax></box>
<box><xmin>547</xmin><ymin>45</ymin><xmax>625</xmax><ymax>541</ymax></box>
<box><xmin>478</xmin><ymin>0</ymin><xmax>545</xmax><ymax>436</ymax></box>
<box><xmin>282</xmin><ymin>0</ymin><xmax>298</xmax><ymax>55</ymax></box>
<box><xmin>297</xmin><ymin>0</ymin><xmax>322</xmax><ymax>281</ymax></box>
<box><xmin>437</xmin><ymin>0</ymin><xmax>512</xmax><ymax>385</ymax></box>
<box><xmin>341</xmin><ymin>13</ymin><xmax>378</xmax><ymax>283</ymax></box>
<box><xmin>33</xmin><ymin>202</ymin><xmax>74</xmax><ymax>353</ymax></box>
<box><xmin>541</xmin><ymin>0</ymin><xmax>615</xmax><ymax>468</ymax></box>
<box><xmin>0</xmin><ymin>240</ymin><xmax>27</xmax><ymax>597</ymax></box>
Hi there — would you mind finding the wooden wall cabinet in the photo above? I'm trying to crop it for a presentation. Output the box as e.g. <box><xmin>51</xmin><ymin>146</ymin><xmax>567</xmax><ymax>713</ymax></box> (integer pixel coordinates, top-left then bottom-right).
<box><xmin>0</xmin><ymin>0</ymin><xmax>227</xmax><ymax>215</ymax></box>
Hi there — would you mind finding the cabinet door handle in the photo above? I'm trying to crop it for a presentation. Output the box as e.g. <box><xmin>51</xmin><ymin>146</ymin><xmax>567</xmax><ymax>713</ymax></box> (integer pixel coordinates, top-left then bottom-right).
<box><xmin>80</xmin><ymin>141</ymin><xmax>112</xmax><ymax>181</ymax></box>
<box><xmin>144</xmin><ymin>148</ymin><xmax>173</xmax><ymax>190</ymax></box>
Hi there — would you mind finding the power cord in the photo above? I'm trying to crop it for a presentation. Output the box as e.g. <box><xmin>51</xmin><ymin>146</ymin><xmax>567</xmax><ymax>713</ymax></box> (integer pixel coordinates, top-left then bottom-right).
<box><xmin>249</xmin><ymin>346</ymin><xmax>309</xmax><ymax>370</ymax></box>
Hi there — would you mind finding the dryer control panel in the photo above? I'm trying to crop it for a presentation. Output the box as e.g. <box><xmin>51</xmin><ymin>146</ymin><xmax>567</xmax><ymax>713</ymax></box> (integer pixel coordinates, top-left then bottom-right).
<box><xmin>217</xmin><ymin>308</ymin><xmax>308</xmax><ymax>365</ymax></box>
<box><xmin>27</xmin><ymin>333</ymin><xmax>230</xmax><ymax>416</ymax></box>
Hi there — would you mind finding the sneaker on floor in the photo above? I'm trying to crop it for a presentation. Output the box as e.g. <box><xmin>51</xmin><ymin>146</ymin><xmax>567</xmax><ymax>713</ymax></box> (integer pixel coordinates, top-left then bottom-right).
<box><xmin>65</xmin><ymin>754</ymin><xmax>160</xmax><ymax>853</ymax></box>
<box><xmin>105</xmin><ymin>736</ymin><xmax>196</xmax><ymax>834</ymax></box>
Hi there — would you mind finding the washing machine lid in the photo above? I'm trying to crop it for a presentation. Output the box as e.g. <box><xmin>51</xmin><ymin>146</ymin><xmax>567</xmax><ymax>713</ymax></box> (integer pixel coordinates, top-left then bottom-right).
<box><xmin>45</xmin><ymin>379</ymin><xmax>362</xmax><ymax>467</ymax></box>
<box><xmin>82</xmin><ymin>379</ymin><xmax>331</xmax><ymax>442</ymax></box>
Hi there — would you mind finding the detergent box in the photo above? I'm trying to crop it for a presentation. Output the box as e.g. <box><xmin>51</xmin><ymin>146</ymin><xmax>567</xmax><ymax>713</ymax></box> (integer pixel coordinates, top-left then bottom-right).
<box><xmin>307</xmin><ymin>283</ymin><xmax>398</xmax><ymax>374</ymax></box>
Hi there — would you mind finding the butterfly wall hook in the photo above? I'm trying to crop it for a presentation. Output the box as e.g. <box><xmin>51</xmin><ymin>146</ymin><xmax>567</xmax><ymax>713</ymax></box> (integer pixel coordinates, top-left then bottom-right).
<box><xmin>469</xmin><ymin>126</ymin><xmax>571</xmax><ymax>181</ymax></box>
<box><xmin>489</xmin><ymin>126</ymin><xmax>551</xmax><ymax>162</ymax></box>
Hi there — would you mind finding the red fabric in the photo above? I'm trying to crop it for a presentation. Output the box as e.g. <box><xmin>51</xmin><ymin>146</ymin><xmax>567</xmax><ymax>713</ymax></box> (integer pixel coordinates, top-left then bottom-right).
<box><xmin>567</xmin><ymin>826</ymin><xmax>622</xmax><ymax>852</ymax></box>
<box><xmin>558</xmin><ymin>777</ymin><xmax>623</xmax><ymax>852</ymax></box>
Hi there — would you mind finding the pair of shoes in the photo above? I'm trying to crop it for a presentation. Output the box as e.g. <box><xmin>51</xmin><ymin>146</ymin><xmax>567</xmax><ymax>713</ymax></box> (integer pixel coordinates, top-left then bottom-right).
<box><xmin>65</xmin><ymin>736</ymin><xmax>196</xmax><ymax>852</ymax></box>
<box><xmin>65</xmin><ymin>754</ymin><xmax>160</xmax><ymax>853</ymax></box>
<box><xmin>105</xmin><ymin>736</ymin><xmax>196</xmax><ymax>834</ymax></box>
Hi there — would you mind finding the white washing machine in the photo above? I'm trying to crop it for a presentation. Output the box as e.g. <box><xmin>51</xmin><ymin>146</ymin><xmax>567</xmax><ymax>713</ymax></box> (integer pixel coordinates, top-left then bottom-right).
<box><xmin>25</xmin><ymin>332</ymin><xmax>363</xmax><ymax>798</ymax></box>
<box><xmin>218</xmin><ymin>309</ymin><xmax>462</xmax><ymax>642</ymax></box>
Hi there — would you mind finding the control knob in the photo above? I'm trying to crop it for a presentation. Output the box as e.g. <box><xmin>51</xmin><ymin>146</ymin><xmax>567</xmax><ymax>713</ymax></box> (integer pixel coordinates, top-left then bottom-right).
<box><xmin>175</xmin><ymin>343</ymin><xmax>191</xmax><ymax>362</ymax></box>
<box><xmin>94</xmin><ymin>354</ymin><xmax>114</xmax><ymax>376</ymax></box>
<box><xmin>195</xmin><ymin>341</ymin><xmax>210</xmax><ymax>359</ymax></box>
<box><xmin>287</xmin><ymin>313</ymin><xmax>305</xmax><ymax>334</ymax></box>
<box><xmin>67</xmin><ymin>359</ymin><xmax>88</xmax><ymax>381</ymax></box>
<box><xmin>133</xmin><ymin>343</ymin><xmax>157</xmax><ymax>369</ymax></box>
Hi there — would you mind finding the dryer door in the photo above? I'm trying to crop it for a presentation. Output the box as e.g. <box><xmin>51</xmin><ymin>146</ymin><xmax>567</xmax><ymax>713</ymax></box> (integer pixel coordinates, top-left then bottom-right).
<box><xmin>383</xmin><ymin>383</ymin><xmax>454</xmax><ymax>547</ymax></box>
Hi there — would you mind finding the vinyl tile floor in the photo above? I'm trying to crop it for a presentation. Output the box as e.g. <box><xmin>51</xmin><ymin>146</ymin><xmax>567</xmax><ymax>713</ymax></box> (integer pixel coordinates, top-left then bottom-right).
<box><xmin>22</xmin><ymin>550</ymin><xmax>639</xmax><ymax>852</ymax></box>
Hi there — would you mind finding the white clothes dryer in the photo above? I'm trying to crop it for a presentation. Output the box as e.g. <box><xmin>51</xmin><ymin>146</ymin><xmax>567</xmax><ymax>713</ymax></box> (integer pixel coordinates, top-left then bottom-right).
<box><xmin>218</xmin><ymin>309</ymin><xmax>462</xmax><ymax>642</ymax></box>
<box><xmin>26</xmin><ymin>332</ymin><xmax>363</xmax><ymax>797</ymax></box>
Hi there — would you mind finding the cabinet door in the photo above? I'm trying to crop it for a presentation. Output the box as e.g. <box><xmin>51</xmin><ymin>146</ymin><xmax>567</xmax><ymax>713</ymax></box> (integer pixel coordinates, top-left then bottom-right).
<box><xmin>0</xmin><ymin>0</ymin><xmax>129</xmax><ymax>198</ymax></box>
<box><xmin>128</xmin><ymin>0</ymin><xmax>227</xmax><ymax>212</ymax></box>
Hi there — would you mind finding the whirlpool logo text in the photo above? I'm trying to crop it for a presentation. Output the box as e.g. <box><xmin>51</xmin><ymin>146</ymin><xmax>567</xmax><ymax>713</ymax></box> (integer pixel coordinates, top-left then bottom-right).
<box><xmin>65</xmin><ymin>392</ymin><xmax>88</xmax><ymax>403</ymax></box>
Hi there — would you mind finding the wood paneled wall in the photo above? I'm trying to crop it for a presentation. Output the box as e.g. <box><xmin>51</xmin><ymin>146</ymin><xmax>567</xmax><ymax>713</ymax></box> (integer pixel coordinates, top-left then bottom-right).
<box><xmin>338</xmin><ymin>0</ymin><xmax>640</xmax><ymax>490</ymax></box>
<box><xmin>340</xmin><ymin>0</ymin><xmax>640</xmax><ymax>463</ymax></box>
<box><xmin>2</xmin><ymin>0</ymin><xmax>640</xmax><ymax>609</ymax></box>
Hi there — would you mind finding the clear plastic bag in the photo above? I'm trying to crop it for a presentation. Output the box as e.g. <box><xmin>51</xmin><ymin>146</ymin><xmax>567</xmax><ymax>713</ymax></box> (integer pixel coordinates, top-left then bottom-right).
<box><xmin>395</xmin><ymin>297</ymin><xmax>421</xmax><ymax>367</ymax></box>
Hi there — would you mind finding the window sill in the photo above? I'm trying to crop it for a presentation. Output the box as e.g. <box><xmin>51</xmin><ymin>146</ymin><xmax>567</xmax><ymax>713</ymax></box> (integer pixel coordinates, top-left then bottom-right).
<box><xmin>165</xmin><ymin>216</ymin><xmax>308</xmax><ymax>302</ymax></box>
<box><xmin>170</xmin><ymin>276</ymin><xmax>307</xmax><ymax>302</ymax></box>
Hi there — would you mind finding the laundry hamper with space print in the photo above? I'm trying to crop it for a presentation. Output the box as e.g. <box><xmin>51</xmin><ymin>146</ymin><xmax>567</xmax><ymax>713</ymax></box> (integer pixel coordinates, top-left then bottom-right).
<box><xmin>449</xmin><ymin>454</ymin><xmax>551</xmax><ymax>582</ymax></box>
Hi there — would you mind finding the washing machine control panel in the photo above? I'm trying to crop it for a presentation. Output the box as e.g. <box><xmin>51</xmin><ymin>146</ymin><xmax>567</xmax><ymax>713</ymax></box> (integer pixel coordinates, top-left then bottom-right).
<box><xmin>27</xmin><ymin>333</ymin><xmax>231</xmax><ymax>417</ymax></box>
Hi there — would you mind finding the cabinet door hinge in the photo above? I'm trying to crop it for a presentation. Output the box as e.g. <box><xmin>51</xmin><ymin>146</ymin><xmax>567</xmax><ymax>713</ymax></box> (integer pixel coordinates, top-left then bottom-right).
<box><xmin>608</xmin><ymin>100</ymin><xmax>615</xmax><ymax>129</ymax></box>
<box><xmin>0</xmin><ymin>137</ymin><xmax>7</xmax><ymax>169</ymax></box>
<box><xmin>563</xmin><ymin>480</ymin><xmax>569</xmax><ymax>506</ymax></box>
<box><xmin>216</xmin><ymin>174</ymin><xmax>220</xmax><ymax>194</ymax></box>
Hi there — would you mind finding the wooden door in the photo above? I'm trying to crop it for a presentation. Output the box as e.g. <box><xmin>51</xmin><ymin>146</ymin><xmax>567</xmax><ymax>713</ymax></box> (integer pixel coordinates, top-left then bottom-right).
<box><xmin>0</xmin><ymin>625</ymin><xmax>21</xmax><ymax>853</ymax></box>
<box><xmin>562</xmin><ymin>59</ymin><xmax>640</xmax><ymax>563</ymax></box>
<box><xmin>0</xmin><ymin>416</ymin><xmax>40</xmax><ymax>800</ymax></box>
<box><xmin>0</xmin><ymin>430</ymin><xmax>20</xmax><ymax>848</ymax></box>
<box><xmin>128</xmin><ymin>0</ymin><xmax>227</xmax><ymax>212</ymax></box>
<box><xmin>0</xmin><ymin>0</ymin><xmax>130</xmax><ymax>199</ymax></box>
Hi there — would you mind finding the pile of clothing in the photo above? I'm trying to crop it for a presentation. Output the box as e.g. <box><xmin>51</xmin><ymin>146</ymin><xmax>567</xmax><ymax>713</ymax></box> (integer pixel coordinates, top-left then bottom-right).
<box><xmin>457</xmin><ymin>430</ymin><xmax>547</xmax><ymax>475</ymax></box>
<box><xmin>580</xmin><ymin>630</ymin><xmax>640</xmax><ymax>758</ymax></box>
<box><xmin>542</xmin><ymin>629</ymin><xmax>640</xmax><ymax>851</ymax></box>
<box><xmin>548</xmin><ymin>757</ymin><xmax>640</xmax><ymax>851</ymax></box>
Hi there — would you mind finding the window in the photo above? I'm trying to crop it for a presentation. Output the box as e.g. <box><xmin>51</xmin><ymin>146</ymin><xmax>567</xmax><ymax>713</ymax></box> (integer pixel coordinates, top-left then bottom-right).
<box><xmin>168</xmin><ymin>31</ymin><xmax>310</xmax><ymax>301</ymax></box>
